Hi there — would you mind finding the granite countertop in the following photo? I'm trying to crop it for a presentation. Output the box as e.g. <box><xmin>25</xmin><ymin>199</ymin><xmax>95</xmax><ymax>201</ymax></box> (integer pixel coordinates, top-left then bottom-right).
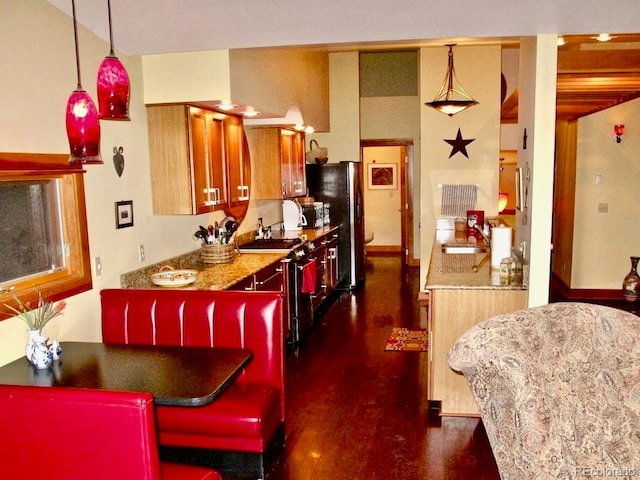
<box><xmin>120</xmin><ymin>225</ymin><xmax>339</xmax><ymax>291</ymax></box>
<box><xmin>425</xmin><ymin>233</ymin><xmax>527</xmax><ymax>291</ymax></box>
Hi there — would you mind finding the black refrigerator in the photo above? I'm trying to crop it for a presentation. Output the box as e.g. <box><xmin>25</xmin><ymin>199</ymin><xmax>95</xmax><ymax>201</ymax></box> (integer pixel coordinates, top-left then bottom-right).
<box><xmin>306</xmin><ymin>161</ymin><xmax>365</xmax><ymax>290</ymax></box>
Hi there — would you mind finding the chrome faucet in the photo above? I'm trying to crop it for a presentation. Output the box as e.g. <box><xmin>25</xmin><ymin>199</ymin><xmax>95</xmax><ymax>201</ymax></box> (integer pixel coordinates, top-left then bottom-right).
<box><xmin>473</xmin><ymin>223</ymin><xmax>491</xmax><ymax>246</ymax></box>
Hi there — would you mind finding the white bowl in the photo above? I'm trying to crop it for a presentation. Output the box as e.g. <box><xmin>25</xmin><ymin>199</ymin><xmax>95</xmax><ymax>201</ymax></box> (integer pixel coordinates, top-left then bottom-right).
<box><xmin>150</xmin><ymin>269</ymin><xmax>198</xmax><ymax>287</ymax></box>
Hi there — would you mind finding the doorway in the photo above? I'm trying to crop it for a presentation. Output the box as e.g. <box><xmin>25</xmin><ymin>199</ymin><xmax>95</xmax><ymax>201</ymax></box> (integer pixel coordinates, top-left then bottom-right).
<box><xmin>361</xmin><ymin>139</ymin><xmax>415</xmax><ymax>266</ymax></box>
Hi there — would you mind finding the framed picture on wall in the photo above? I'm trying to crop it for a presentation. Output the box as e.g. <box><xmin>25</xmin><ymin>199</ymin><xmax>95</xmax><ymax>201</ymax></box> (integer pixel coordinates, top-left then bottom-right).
<box><xmin>115</xmin><ymin>200</ymin><xmax>134</xmax><ymax>229</ymax></box>
<box><xmin>368</xmin><ymin>163</ymin><xmax>397</xmax><ymax>190</ymax></box>
<box><xmin>515</xmin><ymin>168</ymin><xmax>523</xmax><ymax>211</ymax></box>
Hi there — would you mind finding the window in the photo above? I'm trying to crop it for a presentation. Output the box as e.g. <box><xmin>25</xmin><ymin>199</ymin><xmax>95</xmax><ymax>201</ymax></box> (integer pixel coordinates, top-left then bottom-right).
<box><xmin>0</xmin><ymin>153</ymin><xmax>92</xmax><ymax>320</ymax></box>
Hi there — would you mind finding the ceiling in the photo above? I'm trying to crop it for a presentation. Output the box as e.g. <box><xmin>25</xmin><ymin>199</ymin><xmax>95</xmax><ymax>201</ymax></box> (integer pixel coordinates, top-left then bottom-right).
<box><xmin>502</xmin><ymin>34</ymin><xmax>640</xmax><ymax>123</ymax></box>
<box><xmin>44</xmin><ymin>1</ymin><xmax>640</xmax><ymax>122</ymax></box>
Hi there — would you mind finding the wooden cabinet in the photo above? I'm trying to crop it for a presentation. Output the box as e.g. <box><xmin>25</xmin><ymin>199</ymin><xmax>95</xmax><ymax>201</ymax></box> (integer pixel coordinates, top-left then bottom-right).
<box><xmin>428</xmin><ymin>288</ymin><xmax>527</xmax><ymax>416</ymax></box>
<box><xmin>147</xmin><ymin>104</ymin><xmax>248</xmax><ymax>215</ymax></box>
<box><xmin>307</xmin><ymin>231</ymin><xmax>339</xmax><ymax>311</ymax></box>
<box><xmin>247</xmin><ymin>127</ymin><xmax>306</xmax><ymax>199</ymax></box>
<box><xmin>227</xmin><ymin>259</ymin><xmax>285</xmax><ymax>292</ymax></box>
<box><xmin>224</xmin><ymin>114</ymin><xmax>251</xmax><ymax>209</ymax></box>
<box><xmin>280</xmin><ymin>129</ymin><xmax>306</xmax><ymax>198</ymax></box>
<box><xmin>325</xmin><ymin>233</ymin><xmax>339</xmax><ymax>292</ymax></box>
<box><xmin>226</xmin><ymin>258</ymin><xmax>290</xmax><ymax>340</ymax></box>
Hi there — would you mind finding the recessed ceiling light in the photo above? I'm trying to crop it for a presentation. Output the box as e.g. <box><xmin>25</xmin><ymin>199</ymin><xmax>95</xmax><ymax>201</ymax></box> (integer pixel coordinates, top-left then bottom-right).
<box><xmin>592</xmin><ymin>33</ymin><xmax>615</xmax><ymax>42</ymax></box>
<box><xmin>215</xmin><ymin>100</ymin><xmax>237</xmax><ymax>111</ymax></box>
<box><xmin>242</xmin><ymin>106</ymin><xmax>259</xmax><ymax>117</ymax></box>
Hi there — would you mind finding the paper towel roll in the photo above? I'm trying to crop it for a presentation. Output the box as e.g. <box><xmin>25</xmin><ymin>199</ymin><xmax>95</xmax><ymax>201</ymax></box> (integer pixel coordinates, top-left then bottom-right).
<box><xmin>491</xmin><ymin>226</ymin><xmax>512</xmax><ymax>269</ymax></box>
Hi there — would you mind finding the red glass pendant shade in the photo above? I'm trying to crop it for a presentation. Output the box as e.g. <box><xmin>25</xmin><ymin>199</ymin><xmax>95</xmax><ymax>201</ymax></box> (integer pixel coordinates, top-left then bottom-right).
<box><xmin>66</xmin><ymin>88</ymin><xmax>102</xmax><ymax>164</ymax></box>
<box><xmin>97</xmin><ymin>54</ymin><xmax>130</xmax><ymax>119</ymax></box>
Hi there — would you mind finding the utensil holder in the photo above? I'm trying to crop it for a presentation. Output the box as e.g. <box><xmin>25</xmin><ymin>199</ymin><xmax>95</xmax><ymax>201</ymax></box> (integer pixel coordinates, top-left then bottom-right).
<box><xmin>201</xmin><ymin>243</ymin><xmax>235</xmax><ymax>264</ymax></box>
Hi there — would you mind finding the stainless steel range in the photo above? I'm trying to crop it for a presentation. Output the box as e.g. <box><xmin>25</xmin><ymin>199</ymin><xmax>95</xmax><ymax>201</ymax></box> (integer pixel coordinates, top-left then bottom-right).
<box><xmin>239</xmin><ymin>238</ymin><xmax>313</xmax><ymax>344</ymax></box>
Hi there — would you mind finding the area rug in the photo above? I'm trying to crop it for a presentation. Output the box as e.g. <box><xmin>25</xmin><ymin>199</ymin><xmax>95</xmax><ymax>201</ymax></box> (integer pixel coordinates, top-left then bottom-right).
<box><xmin>384</xmin><ymin>327</ymin><xmax>429</xmax><ymax>352</ymax></box>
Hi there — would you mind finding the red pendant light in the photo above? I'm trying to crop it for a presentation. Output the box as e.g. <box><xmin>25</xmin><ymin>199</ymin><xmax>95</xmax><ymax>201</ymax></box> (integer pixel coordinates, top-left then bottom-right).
<box><xmin>97</xmin><ymin>0</ymin><xmax>130</xmax><ymax>120</ymax></box>
<box><xmin>66</xmin><ymin>0</ymin><xmax>102</xmax><ymax>164</ymax></box>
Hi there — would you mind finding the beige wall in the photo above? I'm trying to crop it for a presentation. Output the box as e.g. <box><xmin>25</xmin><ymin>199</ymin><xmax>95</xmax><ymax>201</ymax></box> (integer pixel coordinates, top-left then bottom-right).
<box><xmin>142</xmin><ymin>50</ymin><xmax>231</xmax><ymax>104</ymax></box>
<box><xmin>362</xmin><ymin>147</ymin><xmax>403</xmax><ymax>246</ymax></box>
<box><xmin>419</xmin><ymin>45</ymin><xmax>502</xmax><ymax>286</ymax></box>
<box><xmin>309</xmin><ymin>52</ymin><xmax>361</xmax><ymax>163</ymax></box>
<box><xmin>230</xmin><ymin>49</ymin><xmax>330</xmax><ymax>131</ymax></box>
<box><xmin>573</xmin><ymin>97</ymin><xmax>640</xmax><ymax>289</ymax></box>
<box><xmin>0</xmin><ymin>1</ymin><xmax>236</xmax><ymax>366</ymax></box>
<box><xmin>516</xmin><ymin>36</ymin><xmax>557</xmax><ymax>307</ymax></box>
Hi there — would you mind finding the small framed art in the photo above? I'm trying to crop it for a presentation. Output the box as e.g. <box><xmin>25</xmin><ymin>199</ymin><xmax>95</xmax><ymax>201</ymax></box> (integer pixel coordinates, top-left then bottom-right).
<box><xmin>115</xmin><ymin>200</ymin><xmax>134</xmax><ymax>229</ymax></box>
<box><xmin>368</xmin><ymin>163</ymin><xmax>397</xmax><ymax>190</ymax></box>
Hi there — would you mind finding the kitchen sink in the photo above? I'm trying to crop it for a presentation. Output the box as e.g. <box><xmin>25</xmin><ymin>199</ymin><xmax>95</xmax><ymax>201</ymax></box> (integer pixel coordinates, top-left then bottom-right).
<box><xmin>441</xmin><ymin>243</ymin><xmax>488</xmax><ymax>254</ymax></box>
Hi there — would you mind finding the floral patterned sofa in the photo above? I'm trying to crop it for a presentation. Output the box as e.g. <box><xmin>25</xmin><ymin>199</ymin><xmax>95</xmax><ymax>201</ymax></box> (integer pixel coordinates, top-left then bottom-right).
<box><xmin>448</xmin><ymin>302</ymin><xmax>640</xmax><ymax>479</ymax></box>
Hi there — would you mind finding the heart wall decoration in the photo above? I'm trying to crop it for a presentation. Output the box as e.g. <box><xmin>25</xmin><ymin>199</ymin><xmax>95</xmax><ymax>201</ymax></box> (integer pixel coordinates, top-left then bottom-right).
<box><xmin>113</xmin><ymin>146</ymin><xmax>125</xmax><ymax>177</ymax></box>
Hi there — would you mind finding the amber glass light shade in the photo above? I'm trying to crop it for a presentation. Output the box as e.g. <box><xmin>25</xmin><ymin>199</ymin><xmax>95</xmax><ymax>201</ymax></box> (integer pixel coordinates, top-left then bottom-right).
<box><xmin>66</xmin><ymin>88</ymin><xmax>103</xmax><ymax>164</ymax></box>
<box><xmin>97</xmin><ymin>55</ymin><xmax>130</xmax><ymax>119</ymax></box>
<box><xmin>498</xmin><ymin>192</ymin><xmax>509</xmax><ymax>213</ymax></box>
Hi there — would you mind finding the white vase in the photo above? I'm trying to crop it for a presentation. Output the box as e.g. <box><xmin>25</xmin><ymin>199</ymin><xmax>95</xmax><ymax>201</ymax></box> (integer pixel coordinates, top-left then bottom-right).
<box><xmin>25</xmin><ymin>329</ymin><xmax>41</xmax><ymax>362</ymax></box>
<box><xmin>26</xmin><ymin>330</ymin><xmax>52</xmax><ymax>369</ymax></box>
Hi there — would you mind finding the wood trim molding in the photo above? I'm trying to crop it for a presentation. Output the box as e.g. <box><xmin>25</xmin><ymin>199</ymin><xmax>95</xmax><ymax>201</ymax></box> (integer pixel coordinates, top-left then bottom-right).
<box><xmin>550</xmin><ymin>272</ymin><xmax>622</xmax><ymax>301</ymax></box>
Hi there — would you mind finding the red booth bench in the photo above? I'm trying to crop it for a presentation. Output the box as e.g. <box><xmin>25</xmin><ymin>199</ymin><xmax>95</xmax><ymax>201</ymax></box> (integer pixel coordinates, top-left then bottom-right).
<box><xmin>0</xmin><ymin>385</ymin><xmax>221</xmax><ymax>480</ymax></box>
<box><xmin>100</xmin><ymin>289</ymin><xmax>285</xmax><ymax>479</ymax></box>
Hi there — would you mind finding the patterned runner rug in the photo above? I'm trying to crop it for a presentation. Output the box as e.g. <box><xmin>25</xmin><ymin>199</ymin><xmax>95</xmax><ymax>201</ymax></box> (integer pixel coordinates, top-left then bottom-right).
<box><xmin>384</xmin><ymin>327</ymin><xmax>429</xmax><ymax>352</ymax></box>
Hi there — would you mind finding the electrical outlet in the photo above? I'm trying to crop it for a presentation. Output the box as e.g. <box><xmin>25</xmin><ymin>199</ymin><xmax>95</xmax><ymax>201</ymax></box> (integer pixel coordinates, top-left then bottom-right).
<box><xmin>95</xmin><ymin>256</ymin><xmax>102</xmax><ymax>276</ymax></box>
<box><xmin>138</xmin><ymin>245</ymin><xmax>145</xmax><ymax>262</ymax></box>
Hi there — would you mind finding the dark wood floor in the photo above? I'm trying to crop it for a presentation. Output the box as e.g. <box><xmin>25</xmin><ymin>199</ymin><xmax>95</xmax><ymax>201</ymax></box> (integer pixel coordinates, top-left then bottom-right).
<box><xmin>229</xmin><ymin>255</ymin><xmax>500</xmax><ymax>480</ymax></box>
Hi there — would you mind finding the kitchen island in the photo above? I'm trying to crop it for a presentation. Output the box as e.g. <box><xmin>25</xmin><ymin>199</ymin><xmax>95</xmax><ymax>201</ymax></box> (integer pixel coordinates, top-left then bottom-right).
<box><xmin>423</xmin><ymin>236</ymin><xmax>527</xmax><ymax>417</ymax></box>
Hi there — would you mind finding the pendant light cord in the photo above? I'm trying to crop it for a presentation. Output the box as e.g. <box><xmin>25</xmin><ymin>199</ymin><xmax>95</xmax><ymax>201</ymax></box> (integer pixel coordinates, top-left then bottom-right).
<box><xmin>71</xmin><ymin>0</ymin><xmax>82</xmax><ymax>89</ymax></box>
<box><xmin>107</xmin><ymin>0</ymin><xmax>115</xmax><ymax>56</ymax></box>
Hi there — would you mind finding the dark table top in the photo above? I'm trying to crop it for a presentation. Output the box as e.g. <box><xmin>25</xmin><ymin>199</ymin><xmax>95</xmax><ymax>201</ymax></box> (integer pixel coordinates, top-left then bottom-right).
<box><xmin>0</xmin><ymin>342</ymin><xmax>253</xmax><ymax>407</ymax></box>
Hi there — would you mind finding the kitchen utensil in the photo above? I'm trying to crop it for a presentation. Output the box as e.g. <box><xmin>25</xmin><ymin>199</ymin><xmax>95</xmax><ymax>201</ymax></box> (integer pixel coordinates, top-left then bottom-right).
<box><xmin>194</xmin><ymin>229</ymin><xmax>207</xmax><ymax>244</ymax></box>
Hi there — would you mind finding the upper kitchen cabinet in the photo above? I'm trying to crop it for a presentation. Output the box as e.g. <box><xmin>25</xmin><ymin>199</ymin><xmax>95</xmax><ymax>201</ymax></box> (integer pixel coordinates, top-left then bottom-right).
<box><xmin>147</xmin><ymin>104</ymin><xmax>250</xmax><ymax>215</ymax></box>
<box><xmin>248</xmin><ymin>127</ymin><xmax>306</xmax><ymax>199</ymax></box>
<box><xmin>281</xmin><ymin>129</ymin><xmax>306</xmax><ymax>198</ymax></box>
<box><xmin>224</xmin><ymin>114</ymin><xmax>251</xmax><ymax>209</ymax></box>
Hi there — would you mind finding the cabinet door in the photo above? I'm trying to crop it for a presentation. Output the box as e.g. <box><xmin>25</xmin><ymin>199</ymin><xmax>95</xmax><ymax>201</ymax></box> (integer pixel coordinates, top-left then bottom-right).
<box><xmin>254</xmin><ymin>261</ymin><xmax>285</xmax><ymax>292</ymax></box>
<box><xmin>280</xmin><ymin>130</ymin><xmax>306</xmax><ymax>198</ymax></box>
<box><xmin>227</xmin><ymin>275</ymin><xmax>255</xmax><ymax>291</ymax></box>
<box><xmin>225</xmin><ymin>115</ymin><xmax>251</xmax><ymax>207</ymax></box>
<box><xmin>326</xmin><ymin>234</ymin><xmax>339</xmax><ymax>291</ymax></box>
<box><xmin>188</xmin><ymin>107</ymin><xmax>227</xmax><ymax>213</ymax></box>
<box><xmin>188</xmin><ymin>109</ymin><xmax>211</xmax><ymax>213</ymax></box>
<box><xmin>246</xmin><ymin>128</ymin><xmax>284</xmax><ymax>199</ymax></box>
<box><xmin>291</xmin><ymin>131</ymin><xmax>307</xmax><ymax>196</ymax></box>
<box><xmin>308</xmin><ymin>242</ymin><xmax>327</xmax><ymax>310</ymax></box>
<box><xmin>207</xmin><ymin>113</ymin><xmax>228</xmax><ymax>209</ymax></box>
<box><xmin>280</xmin><ymin>130</ymin><xmax>295</xmax><ymax>198</ymax></box>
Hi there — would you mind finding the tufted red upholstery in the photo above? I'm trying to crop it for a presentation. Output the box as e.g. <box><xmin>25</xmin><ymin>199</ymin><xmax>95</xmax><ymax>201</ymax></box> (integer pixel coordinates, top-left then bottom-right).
<box><xmin>0</xmin><ymin>385</ymin><xmax>220</xmax><ymax>480</ymax></box>
<box><xmin>100</xmin><ymin>289</ymin><xmax>285</xmax><ymax>455</ymax></box>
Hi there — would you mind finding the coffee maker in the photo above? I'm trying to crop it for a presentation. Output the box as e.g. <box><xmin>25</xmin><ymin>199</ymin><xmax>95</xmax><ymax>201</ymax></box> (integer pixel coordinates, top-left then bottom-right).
<box><xmin>282</xmin><ymin>199</ymin><xmax>303</xmax><ymax>230</ymax></box>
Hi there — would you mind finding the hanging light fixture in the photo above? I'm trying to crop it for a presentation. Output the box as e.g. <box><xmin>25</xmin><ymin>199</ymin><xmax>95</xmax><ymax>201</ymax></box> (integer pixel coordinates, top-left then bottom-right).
<box><xmin>425</xmin><ymin>44</ymin><xmax>478</xmax><ymax>117</ymax></box>
<box><xmin>66</xmin><ymin>0</ymin><xmax>102</xmax><ymax>164</ymax></box>
<box><xmin>97</xmin><ymin>0</ymin><xmax>130</xmax><ymax>120</ymax></box>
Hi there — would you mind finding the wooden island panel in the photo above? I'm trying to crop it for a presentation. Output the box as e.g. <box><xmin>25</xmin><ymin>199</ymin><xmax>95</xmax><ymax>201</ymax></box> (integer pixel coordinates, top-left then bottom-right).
<box><xmin>430</xmin><ymin>288</ymin><xmax>527</xmax><ymax>416</ymax></box>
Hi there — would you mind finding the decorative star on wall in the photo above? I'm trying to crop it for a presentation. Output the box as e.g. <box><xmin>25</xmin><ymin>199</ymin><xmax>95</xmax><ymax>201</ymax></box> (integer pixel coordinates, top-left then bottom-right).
<box><xmin>444</xmin><ymin>128</ymin><xmax>475</xmax><ymax>159</ymax></box>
